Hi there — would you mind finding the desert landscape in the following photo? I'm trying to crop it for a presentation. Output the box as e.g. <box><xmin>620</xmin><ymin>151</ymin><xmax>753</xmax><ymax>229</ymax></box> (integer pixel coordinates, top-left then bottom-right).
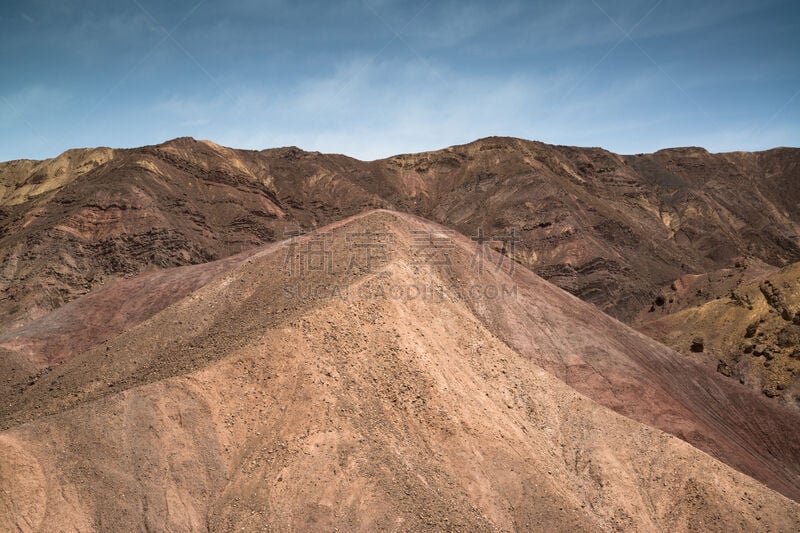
<box><xmin>3</xmin><ymin>0</ymin><xmax>799</xmax><ymax>530</ymax></box>
<box><xmin>1</xmin><ymin>138</ymin><xmax>799</xmax><ymax>531</ymax></box>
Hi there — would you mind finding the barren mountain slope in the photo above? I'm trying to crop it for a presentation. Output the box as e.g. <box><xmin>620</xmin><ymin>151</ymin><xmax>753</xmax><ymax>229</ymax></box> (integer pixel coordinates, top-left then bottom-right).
<box><xmin>0</xmin><ymin>138</ymin><xmax>389</xmax><ymax>330</ymax></box>
<box><xmin>640</xmin><ymin>261</ymin><xmax>800</xmax><ymax>407</ymax></box>
<box><xmin>0</xmin><ymin>147</ymin><xmax>114</xmax><ymax>206</ymax></box>
<box><xmin>0</xmin><ymin>245</ymin><xmax>272</xmax><ymax>370</ymax></box>
<box><xmin>1</xmin><ymin>210</ymin><xmax>799</xmax><ymax>532</ymax></box>
<box><xmin>2</xmin><ymin>137</ymin><xmax>798</xmax><ymax>333</ymax></box>
<box><xmin>631</xmin><ymin>257</ymin><xmax>780</xmax><ymax>325</ymax></box>
<box><xmin>364</xmin><ymin>139</ymin><xmax>800</xmax><ymax>320</ymax></box>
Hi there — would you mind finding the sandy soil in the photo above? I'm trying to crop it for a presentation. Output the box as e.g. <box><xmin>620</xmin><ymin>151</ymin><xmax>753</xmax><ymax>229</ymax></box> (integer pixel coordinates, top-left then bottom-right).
<box><xmin>1</xmin><ymin>210</ymin><xmax>798</xmax><ymax>531</ymax></box>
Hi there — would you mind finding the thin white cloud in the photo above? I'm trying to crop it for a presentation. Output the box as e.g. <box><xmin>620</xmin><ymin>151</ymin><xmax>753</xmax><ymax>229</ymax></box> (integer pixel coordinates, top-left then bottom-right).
<box><xmin>2</xmin><ymin>0</ymin><xmax>797</xmax><ymax>162</ymax></box>
<box><xmin>398</xmin><ymin>0</ymin><xmax>787</xmax><ymax>55</ymax></box>
<box><xmin>143</xmin><ymin>55</ymin><xmax>677</xmax><ymax>159</ymax></box>
<box><xmin>1</xmin><ymin>85</ymin><xmax>70</xmax><ymax>119</ymax></box>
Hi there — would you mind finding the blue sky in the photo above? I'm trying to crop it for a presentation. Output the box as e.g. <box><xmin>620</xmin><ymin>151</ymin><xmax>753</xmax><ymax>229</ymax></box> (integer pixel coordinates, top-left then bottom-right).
<box><xmin>1</xmin><ymin>0</ymin><xmax>798</xmax><ymax>161</ymax></box>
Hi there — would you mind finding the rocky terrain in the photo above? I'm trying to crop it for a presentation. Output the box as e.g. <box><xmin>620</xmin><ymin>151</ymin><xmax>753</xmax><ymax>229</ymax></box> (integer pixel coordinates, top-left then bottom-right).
<box><xmin>2</xmin><ymin>137</ymin><xmax>800</xmax><ymax>530</ymax></box>
<box><xmin>1</xmin><ymin>210</ymin><xmax>799</xmax><ymax>531</ymax></box>
<box><xmin>0</xmin><ymin>138</ymin><xmax>389</xmax><ymax>330</ymax></box>
<box><xmin>2</xmin><ymin>137</ymin><xmax>799</xmax><ymax>333</ymax></box>
<box><xmin>373</xmin><ymin>141</ymin><xmax>800</xmax><ymax>322</ymax></box>
<box><xmin>641</xmin><ymin>261</ymin><xmax>800</xmax><ymax>408</ymax></box>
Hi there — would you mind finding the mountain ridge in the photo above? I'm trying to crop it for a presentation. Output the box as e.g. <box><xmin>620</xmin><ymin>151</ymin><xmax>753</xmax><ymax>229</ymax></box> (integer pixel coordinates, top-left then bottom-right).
<box><xmin>1</xmin><ymin>209</ymin><xmax>799</xmax><ymax>530</ymax></box>
<box><xmin>2</xmin><ymin>136</ymin><xmax>799</xmax><ymax>406</ymax></box>
<box><xmin>0</xmin><ymin>137</ymin><xmax>800</xmax><ymax>324</ymax></box>
<box><xmin>3</xmin><ymin>209</ymin><xmax>799</xmax><ymax>501</ymax></box>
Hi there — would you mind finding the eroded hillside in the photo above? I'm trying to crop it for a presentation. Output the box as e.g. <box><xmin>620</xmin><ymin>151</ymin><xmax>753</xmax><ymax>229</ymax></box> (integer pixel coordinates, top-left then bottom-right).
<box><xmin>1</xmin><ymin>211</ymin><xmax>798</xmax><ymax>531</ymax></box>
<box><xmin>2</xmin><ymin>137</ymin><xmax>798</xmax><ymax>332</ymax></box>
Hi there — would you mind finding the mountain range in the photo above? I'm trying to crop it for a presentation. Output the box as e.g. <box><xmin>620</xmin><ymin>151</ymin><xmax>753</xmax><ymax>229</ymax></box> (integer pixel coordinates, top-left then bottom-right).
<box><xmin>1</xmin><ymin>137</ymin><xmax>799</xmax><ymax>531</ymax></box>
